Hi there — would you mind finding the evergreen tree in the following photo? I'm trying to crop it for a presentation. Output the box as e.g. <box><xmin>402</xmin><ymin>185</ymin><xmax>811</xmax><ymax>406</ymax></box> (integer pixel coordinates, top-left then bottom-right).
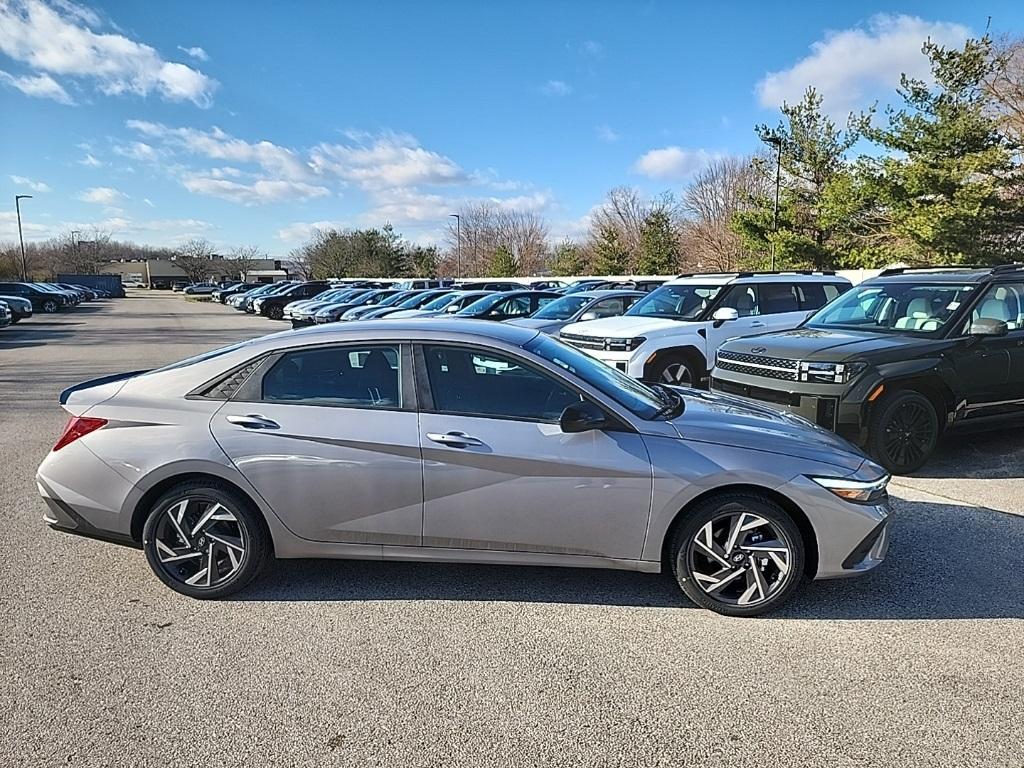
<box><xmin>591</xmin><ymin>224</ymin><xmax>629</xmax><ymax>275</ymax></box>
<box><xmin>636</xmin><ymin>209</ymin><xmax>680</xmax><ymax>274</ymax></box>
<box><xmin>858</xmin><ymin>36</ymin><xmax>1024</xmax><ymax>265</ymax></box>
<box><xmin>489</xmin><ymin>245</ymin><xmax>518</xmax><ymax>277</ymax></box>
<box><xmin>549</xmin><ymin>239</ymin><xmax>585</xmax><ymax>276</ymax></box>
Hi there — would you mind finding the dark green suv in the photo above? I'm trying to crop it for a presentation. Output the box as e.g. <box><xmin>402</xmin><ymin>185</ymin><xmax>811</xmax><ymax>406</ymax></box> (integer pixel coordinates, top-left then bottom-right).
<box><xmin>710</xmin><ymin>265</ymin><xmax>1024</xmax><ymax>474</ymax></box>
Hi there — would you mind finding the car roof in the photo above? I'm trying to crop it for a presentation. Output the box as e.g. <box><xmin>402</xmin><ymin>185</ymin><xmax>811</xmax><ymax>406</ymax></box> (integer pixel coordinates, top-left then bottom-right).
<box><xmin>865</xmin><ymin>268</ymin><xmax>1004</xmax><ymax>285</ymax></box>
<box><xmin>667</xmin><ymin>272</ymin><xmax>846</xmax><ymax>286</ymax></box>
<box><xmin>265</xmin><ymin>317</ymin><xmax>541</xmax><ymax>348</ymax></box>
<box><xmin>574</xmin><ymin>289</ymin><xmax>646</xmax><ymax>298</ymax></box>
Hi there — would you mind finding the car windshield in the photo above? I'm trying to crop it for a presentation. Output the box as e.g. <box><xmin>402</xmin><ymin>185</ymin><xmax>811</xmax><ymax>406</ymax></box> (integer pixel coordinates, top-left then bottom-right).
<box><xmin>526</xmin><ymin>334</ymin><xmax>667</xmax><ymax>419</ymax></box>
<box><xmin>531</xmin><ymin>294</ymin><xmax>592</xmax><ymax>320</ymax></box>
<box><xmin>806</xmin><ymin>282</ymin><xmax>977</xmax><ymax>334</ymax></box>
<box><xmin>564</xmin><ymin>281</ymin><xmax>602</xmax><ymax>294</ymax></box>
<box><xmin>625</xmin><ymin>283</ymin><xmax>723</xmax><ymax>321</ymax></box>
<box><xmin>421</xmin><ymin>292</ymin><xmax>463</xmax><ymax>311</ymax></box>
<box><xmin>376</xmin><ymin>291</ymin><xmax>415</xmax><ymax>307</ymax></box>
<box><xmin>456</xmin><ymin>293</ymin><xmax>512</xmax><ymax>315</ymax></box>
<box><xmin>400</xmin><ymin>291</ymin><xmax>447</xmax><ymax>309</ymax></box>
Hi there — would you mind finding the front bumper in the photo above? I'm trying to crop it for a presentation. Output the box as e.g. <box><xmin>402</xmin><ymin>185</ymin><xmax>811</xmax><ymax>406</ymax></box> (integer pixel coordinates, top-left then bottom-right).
<box><xmin>558</xmin><ymin>338</ymin><xmax>644</xmax><ymax>376</ymax></box>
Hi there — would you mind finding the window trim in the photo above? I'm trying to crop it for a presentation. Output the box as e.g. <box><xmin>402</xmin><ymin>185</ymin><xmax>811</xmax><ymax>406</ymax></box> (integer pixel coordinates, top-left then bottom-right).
<box><xmin>231</xmin><ymin>341</ymin><xmax>416</xmax><ymax>412</ymax></box>
<box><xmin>414</xmin><ymin>341</ymin><xmax>629</xmax><ymax>428</ymax></box>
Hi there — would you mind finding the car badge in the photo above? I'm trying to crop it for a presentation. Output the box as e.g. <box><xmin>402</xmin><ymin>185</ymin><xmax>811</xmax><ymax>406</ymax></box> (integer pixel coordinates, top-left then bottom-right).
<box><xmin>751</xmin><ymin>346</ymin><xmax>767</xmax><ymax>354</ymax></box>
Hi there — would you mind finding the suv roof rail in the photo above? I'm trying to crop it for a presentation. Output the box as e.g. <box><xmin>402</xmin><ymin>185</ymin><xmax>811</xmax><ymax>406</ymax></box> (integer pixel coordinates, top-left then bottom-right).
<box><xmin>990</xmin><ymin>263</ymin><xmax>1024</xmax><ymax>274</ymax></box>
<box><xmin>878</xmin><ymin>265</ymin><xmax>987</xmax><ymax>276</ymax></box>
<box><xmin>674</xmin><ymin>269</ymin><xmax>837</xmax><ymax>278</ymax></box>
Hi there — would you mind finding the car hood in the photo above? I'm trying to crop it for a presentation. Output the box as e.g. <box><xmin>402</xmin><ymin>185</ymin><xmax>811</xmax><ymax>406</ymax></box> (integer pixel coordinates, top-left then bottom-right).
<box><xmin>724</xmin><ymin>326</ymin><xmax>934</xmax><ymax>362</ymax></box>
<box><xmin>668</xmin><ymin>388</ymin><xmax>868</xmax><ymax>473</ymax></box>
<box><xmin>561</xmin><ymin>315</ymin><xmax>690</xmax><ymax>338</ymax></box>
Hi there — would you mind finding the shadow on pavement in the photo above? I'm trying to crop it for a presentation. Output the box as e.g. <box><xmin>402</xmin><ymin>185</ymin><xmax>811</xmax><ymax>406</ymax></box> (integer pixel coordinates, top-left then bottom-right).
<box><xmin>909</xmin><ymin>424</ymin><xmax>1024</xmax><ymax>481</ymax></box>
<box><xmin>237</xmin><ymin>498</ymin><xmax>1024</xmax><ymax>620</ymax></box>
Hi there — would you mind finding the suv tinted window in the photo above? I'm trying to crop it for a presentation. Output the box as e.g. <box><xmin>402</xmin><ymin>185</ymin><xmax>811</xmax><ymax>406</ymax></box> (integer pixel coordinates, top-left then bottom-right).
<box><xmin>262</xmin><ymin>345</ymin><xmax>401</xmax><ymax>407</ymax></box>
<box><xmin>797</xmin><ymin>283</ymin><xmax>845</xmax><ymax>310</ymax></box>
<box><xmin>422</xmin><ymin>345</ymin><xmax>581</xmax><ymax>421</ymax></box>
<box><xmin>756</xmin><ymin>283</ymin><xmax>800</xmax><ymax>314</ymax></box>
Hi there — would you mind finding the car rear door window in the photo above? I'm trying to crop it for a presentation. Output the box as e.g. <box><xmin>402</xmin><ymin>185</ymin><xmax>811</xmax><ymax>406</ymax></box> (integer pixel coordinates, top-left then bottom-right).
<box><xmin>421</xmin><ymin>345</ymin><xmax>581</xmax><ymax>421</ymax></box>
<box><xmin>757</xmin><ymin>283</ymin><xmax>801</xmax><ymax>314</ymax></box>
<box><xmin>261</xmin><ymin>345</ymin><xmax>402</xmax><ymax>408</ymax></box>
<box><xmin>797</xmin><ymin>283</ymin><xmax>845</xmax><ymax>310</ymax></box>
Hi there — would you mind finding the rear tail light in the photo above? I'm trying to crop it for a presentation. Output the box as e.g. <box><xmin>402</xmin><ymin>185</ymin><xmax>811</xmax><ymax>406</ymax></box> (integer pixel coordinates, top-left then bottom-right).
<box><xmin>53</xmin><ymin>416</ymin><xmax>108</xmax><ymax>451</ymax></box>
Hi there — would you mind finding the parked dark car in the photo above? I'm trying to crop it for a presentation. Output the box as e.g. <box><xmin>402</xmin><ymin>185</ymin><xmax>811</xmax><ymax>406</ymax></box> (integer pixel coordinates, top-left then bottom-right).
<box><xmin>0</xmin><ymin>282</ymin><xmax>71</xmax><ymax>313</ymax></box>
<box><xmin>233</xmin><ymin>282</ymin><xmax>296</xmax><ymax>312</ymax></box>
<box><xmin>456</xmin><ymin>281</ymin><xmax>525</xmax><ymax>292</ymax></box>
<box><xmin>454</xmin><ymin>290</ymin><xmax>562</xmax><ymax>321</ymax></box>
<box><xmin>710</xmin><ymin>264</ymin><xmax>1024</xmax><ymax>474</ymax></box>
<box><xmin>0</xmin><ymin>294</ymin><xmax>34</xmax><ymax>322</ymax></box>
<box><xmin>313</xmin><ymin>288</ymin><xmax>405</xmax><ymax>324</ymax></box>
<box><xmin>254</xmin><ymin>281</ymin><xmax>333</xmax><ymax>320</ymax></box>
<box><xmin>354</xmin><ymin>289</ymin><xmax>455</xmax><ymax>321</ymax></box>
<box><xmin>213</xmin><ymin>283</ymin><xmax>258</xmax><ymax>303</ymax></box>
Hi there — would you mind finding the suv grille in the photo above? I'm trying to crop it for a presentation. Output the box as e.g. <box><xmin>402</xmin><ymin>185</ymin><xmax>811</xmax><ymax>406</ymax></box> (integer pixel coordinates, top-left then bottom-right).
<box><xmin>560</xmin><ymin>333</ymin><xmax>605</xmax><ymax>351</ymax></box>
<box><xmin>716</xmin><ymin>349</ymin><xmax>799</xmax><ymax>381</ymax></box>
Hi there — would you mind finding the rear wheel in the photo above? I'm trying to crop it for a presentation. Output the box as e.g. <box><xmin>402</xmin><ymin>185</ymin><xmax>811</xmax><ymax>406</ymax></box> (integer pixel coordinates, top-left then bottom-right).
<box><xmin>267</xmin><ymin>304</ymin><xmax>284</xmax><ymax>320</ymax></box>
<box><xmin>648</xmin><ymin>353</ymin><xmax>701</xmax><ymax>389</ymax></box>
<box><xmin>142</xmin><ymin>481</ymin><xmax>270</xmax><ymax>599</ymax></box>
<box><xmin>671</xmin><ymin>493</ymin><xmax>805</xmax><ymax>617</ymax></box>
<box><xmin>867</xmin><ymin>390</ymin><xmax>939</xmax><ymax>474</ymax></box>
<box><xmin>41</xmin><ymin>299</ymin><xmax>59</xmax><ymax>313</ymax></box>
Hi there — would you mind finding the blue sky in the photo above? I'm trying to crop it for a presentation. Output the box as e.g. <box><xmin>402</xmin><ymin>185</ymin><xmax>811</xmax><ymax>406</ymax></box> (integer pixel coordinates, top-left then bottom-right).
<box><xmin>2</xmin><ymin>0</ymin><xmax>1021</xmax><ymax>255</ymax></box>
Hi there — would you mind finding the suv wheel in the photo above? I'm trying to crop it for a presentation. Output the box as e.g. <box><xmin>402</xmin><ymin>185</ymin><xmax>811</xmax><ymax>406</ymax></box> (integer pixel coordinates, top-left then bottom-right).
<box><xmin>671</xmin><ymin>493</ymin><xmax>805</xmax><ymax>617</ymax></box>
<box><xmin>142</xmin><ymin>481</ymin><xmax>270</xmax><ymax>599</ymax></box>
<box><xmin>867</xmin><ymin>390</ymin><xmax>939</xmax><ymax>474</ymax></box>
<box><xmin>267</xmin><ymin>304</ymin><xmax>284</xmax><ymax>320</ymax></box>
<box><xmin>649</xmin><ymin>353</ymin><xmax>700</xmax><ymax>388</ymax></box>
<box><xmin>41</xmin><ymin>299</ymin><xmax>59</xmax><ymax>313</ymax></box>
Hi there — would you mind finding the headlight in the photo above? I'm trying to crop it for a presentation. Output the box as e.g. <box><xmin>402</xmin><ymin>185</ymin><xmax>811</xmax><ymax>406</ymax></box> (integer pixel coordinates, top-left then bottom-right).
<box><xmin>809</xmin><ymin>475</ymin><xmax>889</xmax><ymax>504</ymax></box>
<box><xmin>798</xmin><ymin>361</ymin><xmax>867</xmax><ymax>384</ymax></box>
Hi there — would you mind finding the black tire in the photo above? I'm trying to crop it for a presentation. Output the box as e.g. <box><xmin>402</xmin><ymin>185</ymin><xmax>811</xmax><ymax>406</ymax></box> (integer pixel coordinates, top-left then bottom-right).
<box><xmin>142</xmin><ymin>480</ymin><xmax>271</xmax><ymax>599</ymax></box>
<box><xmin>10</xmin><ymin>316</ymin><xmax>19</xmax><ymax>324</ymax></box>
<box><xmin>41</xmin><ymin>299</ymin><xmax>59</xmax><ymax>313</ymax></box>
<box><xmin>671</xmin><ymin>492</ymin><xmax>805</xmax><ymax>617</ymax></box>
<box><xmin>267</xmin><ymin>304</ymin><xmax>284</xmax><ymax>320</ymax></box>
<box><xmin>866</xmin><ymin>390</ymin><xmax>939</xmax><ymax>474</ymax></box>
<box><xmin>648</xmin><ymin>352</ymin><xmax>702</xmax><ymax>388</ymax></box>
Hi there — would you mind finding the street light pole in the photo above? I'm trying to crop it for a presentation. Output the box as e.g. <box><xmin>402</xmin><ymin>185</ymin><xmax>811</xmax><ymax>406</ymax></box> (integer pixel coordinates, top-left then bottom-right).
<box><xmin>15</xmin><ymin>195</ymin><xmax>32</xmax><ymax>281</ymax></box>
<box><xmin>449</xmin><ymin>213</ymin><xmax>461</xmax><ymax>279</ymax></box>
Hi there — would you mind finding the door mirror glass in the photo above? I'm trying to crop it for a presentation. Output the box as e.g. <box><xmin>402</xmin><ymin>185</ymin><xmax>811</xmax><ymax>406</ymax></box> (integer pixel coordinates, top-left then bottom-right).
<box><xmin>578</xmin><ymin>310</ymin><xmax>599</xmax><ymax>322</ymax></box>
<box><xmin>712</xmin><ymin>307</ymin><xmax>739</xmax><ymax>323</ymax></box>
<box><xmin>559</xmin><ymin>401</ymin><xmax>610</xmax><ymax>433</ymax></box>
<box><xmin>966</xmin><ymin>317</ymin><xmax>1009</xmax><ymax>337</ymax></box>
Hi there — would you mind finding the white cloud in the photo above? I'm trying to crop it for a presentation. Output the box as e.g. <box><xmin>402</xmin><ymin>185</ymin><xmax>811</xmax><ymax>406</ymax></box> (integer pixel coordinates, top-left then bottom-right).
<box><xmin>596</xmin><ymin>124</ymin><xmax>619</xmax><ymax>143</ymax></box>
<box><xmin>0</xmin><ymin>70</ymin><xmax>73</xmax><ymax>103</ymax></box>
<box><xmin>78</xmin><ymin>186</ymin><xmax>122</xmax><ymax>204</ymax></box>
<box><xmin>10</xmin><ymin>174</ymin><xmax>51</xmax><ymax>192</ymax></box>
<box><xmin>756</xmin><ymin>14</ymin><xmax>970</xmax><ymax>114</ymax></box>
<box><xmin>182</xmin><ymin>177</ymin><xmax>330</xmax><ymax>205</ymax></box>
<box><xmin>0</xmin><ymin>210</ymin><xmax>48</xmax><ymax>239</ymax></box>
<box><xmin>79</xmin><ymin>152</ymin><xmax>102</xmax><ymax>167</ymax></box>
<box><xmin>276</xmin><ymin>220</ymin><xmax>348</xmax><ymax>242</ymax></box>
<box><xmin>632</xmin><ymin>147</ymin><xmax>719</xmax><ymax>181</ymax></box>
<box><xmin>142</xmin><ymin>197</ymin><xmax>154</xmax><ymax>207</ymax></box>
<box><xmin>310</xmin><ymin>133</ymin><xmax>466</xmax><ymax>188</ymax></box>
<box><xmin>177</xmin><ymin>45</ymin><xmax>208</xmax><ymax>62</ymax></box>
<box><xmin>113</xmin><ymin>141</ymin><xmax>158</xmax><ymax>162</ymax></box>
<box><xmin>0</xmin><ymin>0</ymin><xmax>217</xmax><ymax>106</ymax></box>
<box><xmin>541</xmin><ymin>80</ymin><xmax>572</xmax><ymax>96</ymax></box>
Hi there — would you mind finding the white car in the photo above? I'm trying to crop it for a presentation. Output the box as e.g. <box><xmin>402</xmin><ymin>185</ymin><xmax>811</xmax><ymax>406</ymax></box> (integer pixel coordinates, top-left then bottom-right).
<box><xmin>558</xmin><ymin>272</ymin><xmax>851</xmax><ymax>387</ymax></box>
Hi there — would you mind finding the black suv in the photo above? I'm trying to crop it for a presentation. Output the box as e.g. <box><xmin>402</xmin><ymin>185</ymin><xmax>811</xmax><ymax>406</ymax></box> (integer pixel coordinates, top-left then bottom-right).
<box><xmin>255</xmin><ymin>280</ymin><xmax>332</xmax><ymax>320</ymax></box>
<box><xmin>710</xmin><ymin>265</ymin><xmax>1024</xmax><ymax>474</ymax></box>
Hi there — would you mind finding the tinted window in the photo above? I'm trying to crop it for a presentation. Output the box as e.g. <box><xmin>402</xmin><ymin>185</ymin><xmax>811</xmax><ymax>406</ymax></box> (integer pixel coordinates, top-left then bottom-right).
<box><xmin>757</xmin><ymin>283</ymin><xmax>800</xmax><ymax>314</ymax></box>
<box><xmin>422</xmin><ymin>345</ymin><xmax>581</xmax><ymax>421</ymax></box>
<box><xmin>797</xmin><ymin>283</ymin><xmax>846</xmax><ymax>310</ymax></box>
<box><xmin>590</xmin><ymin>297</ymin><xmax>629</xmax><ymax>318</ymax></box>
<box><xmin>262</xmin><ymin>345</ymin><xmax>401</xmax><ymax>407</ymax></box>
<box><xmin>491</xmin><ymin>295</ymin><xmax>531</xmax><ymax>317</ymax></box>
<box><xmin>532</xmin><ymin>295</ymin><xmax>591</xmax><ymax>320</ymax></box>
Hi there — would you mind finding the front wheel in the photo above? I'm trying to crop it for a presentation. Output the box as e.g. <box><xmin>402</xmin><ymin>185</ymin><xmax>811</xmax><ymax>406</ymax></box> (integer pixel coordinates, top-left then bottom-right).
<box><xmin>648</xmin><ymin>353</ymin><xmax>701</xmax><ymax>388</ymax></box>
<box><xmin>142</xmin><ymin>481</ymin><xmax>270</xmax><ymax>599</ymax></box>
<box><xmin>266</xmin><ymin>305</ymin><xmax>284</xmax><ymax>320</ymax></box>
<box><xmin>671</xmin><ymin>493</ymin><xmax>805</xmax><ymax>617</ymax></box>
<box><xmin>41</xmin><ymin>299</ymin><xmax>59</xmax><ymax>313</ymax></box>
<box><xmin>866</xmin><ymin>390</ymin><xmax>939</xmax><ymax>474</ymax></box>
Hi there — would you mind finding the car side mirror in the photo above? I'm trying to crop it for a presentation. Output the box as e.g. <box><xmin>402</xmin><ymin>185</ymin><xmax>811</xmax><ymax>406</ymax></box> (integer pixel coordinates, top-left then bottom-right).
<box><xmin>712</xmin><ymin>307</ymin><xmax>738</xmax><ymax>327</ymax></box>
<box><xmin>559</xmin><ymin>401</ymin><xmax>611</xmax><ymax>433</ymax></box>
<box><xmin>966</xmin><ymin>318</ymin><xmax>1009</xmax><ymax>337</ymax></box>
<box><xmin>578</xmin><ymin>310</ymin><xmax>599</xmax><ymax>322</ymax></box>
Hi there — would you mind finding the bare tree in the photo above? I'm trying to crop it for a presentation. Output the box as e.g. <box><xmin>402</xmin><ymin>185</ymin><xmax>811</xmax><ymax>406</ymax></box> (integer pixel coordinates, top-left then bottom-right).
<box><xmin>680</xmin><ymin>156</ymin><xmax>767</xmax><ymax>271</ymax></box>
<box><xmin>494</xmin><ymin>209</ymin><xmax>548</xmax><ymax>275</ymax></box>
<box><xmin>227</xmin><ymin>244</ymin><xmax>265</xmax><ymax>281</ymax></box>
<box><xmin>445</xmin><ymin>203</ymin><xmax>550</xmax><ymax>276</ymax></box>
<box><xmin>173</xmin><ymin>238</ymin><xmax>216</xmax><ymax>282</ymax></box>
<box><xmin>985</xmin><ymin>35</ymin><xmax>1024</xmax><ymax>144</ymax></box>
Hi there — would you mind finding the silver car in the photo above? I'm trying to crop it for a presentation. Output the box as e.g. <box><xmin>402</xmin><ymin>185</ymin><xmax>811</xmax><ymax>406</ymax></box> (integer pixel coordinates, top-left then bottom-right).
<box><xmin>36</xmin><ymin>320</ymin><xmax>891</xmax><ymax>616</ymax></box>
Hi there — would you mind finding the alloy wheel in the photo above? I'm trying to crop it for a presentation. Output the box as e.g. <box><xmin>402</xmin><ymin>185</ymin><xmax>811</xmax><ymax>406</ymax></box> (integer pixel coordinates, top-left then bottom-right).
<box><xmin>660</xmin><ymin>362</ymin><xmax>693</xmax><ymax>387</ymax></box>
<box><xmin>687</xmin><ymin>511</ymin><xmax>793</xmax><ymax>607</ymax></box>
<box><xmin>42</xmin><ymin>300</ymin><xmax>58</xmax><ymax>313</ymax></box>
<box><xmin>882</xmin><ymin>400</ymin><xmax>936</xmax><ymax>470</ymax></box>
<box><xmin>151</xmin><ymin>498</ymin><xmax>247</xmax><ymax>589</ymax></box>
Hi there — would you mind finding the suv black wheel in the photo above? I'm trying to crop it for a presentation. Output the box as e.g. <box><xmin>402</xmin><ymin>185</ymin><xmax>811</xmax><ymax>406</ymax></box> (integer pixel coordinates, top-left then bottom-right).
<box><xmin>41</xmin><ymin>299</ymin><xmax>59</xmax><ymax>313</ymax></box>
<box><xmin>142</xmin><ymin>481</ymin><xmax>271</xmax><ymax>599</ymax></box>
<box><xmin>867</xmin><ymin>390</ymin><xmax>939</xmax><ymax>474</ymax></box>
<box><xmin>671</xmin><ymin>492</ymin><xmax>805</xmax><ymax>617</ymax></box>
<box><xmin>649</xmin><ymin>352</ymin><xmax>701</xmax><ymax>389</ymax></box>
<box><xmin>267</xmin><ymin>304</ymin><xmax>284</xmax><ymax>320</ymax></box>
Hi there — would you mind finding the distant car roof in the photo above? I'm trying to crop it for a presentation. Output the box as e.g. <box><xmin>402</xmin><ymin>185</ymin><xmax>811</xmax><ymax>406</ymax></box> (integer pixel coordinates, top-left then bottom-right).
<box><xmin>866</xmin><ymin>267</ymin><xmax>1012</xmax><ymax>284</ymax></box>
<box><xmin>667</xmin><ymin>272</ymin><xmax>848</xmax><ymax>286</ymax></box>
<box><xmin>574</xmin><ymin>289</ymin><xmax>646</xmax><ymax>298</ymax></box>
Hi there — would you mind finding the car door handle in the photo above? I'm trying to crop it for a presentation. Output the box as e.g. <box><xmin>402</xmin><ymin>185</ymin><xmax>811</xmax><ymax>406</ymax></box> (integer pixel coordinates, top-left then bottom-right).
<box><xmin>426</xmin><ymin>431</ymin><xmax>483</xmax><ymax>447</ymax></box>
<box><xmin>750</xmin><ymin>321</ymin><xmax>767</xmax><ymax>327</ymax></box>
<box><xmin>226</xmin><ymin>414</ymin><xmax>280</xmax><ymax>430</ymax></box>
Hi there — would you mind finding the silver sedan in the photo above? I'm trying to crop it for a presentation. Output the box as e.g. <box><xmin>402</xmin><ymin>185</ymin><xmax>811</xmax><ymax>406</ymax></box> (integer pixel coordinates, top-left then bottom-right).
<box><xmin>36</xmin><ymin>320</ymin><xmax>891</xmax><ymax>616</ymax></box>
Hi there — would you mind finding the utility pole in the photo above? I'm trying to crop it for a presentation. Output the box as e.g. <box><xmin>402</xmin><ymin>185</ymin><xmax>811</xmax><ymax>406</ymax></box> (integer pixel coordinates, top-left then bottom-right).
<box><xmin>15</xmin><ymin>195</ymin><xmax>32</xmax><ymax>281</ymax></box>
<box><xmin>449</xmin><ymin>213</ymin><xmax>461</xmax><ymax>279</ymax></box>
<box><xmin>766</xmin><ymin>136</ymin><xmax>783</xmax><ymax>271</ymax></box>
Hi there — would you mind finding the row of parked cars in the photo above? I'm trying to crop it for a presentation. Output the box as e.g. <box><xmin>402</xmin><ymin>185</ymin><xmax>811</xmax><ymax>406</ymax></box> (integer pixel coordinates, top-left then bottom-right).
<box><xmin>0</xmin><ymin>280</ymin><xmax>112</xmax><ymax>328</ymax></box>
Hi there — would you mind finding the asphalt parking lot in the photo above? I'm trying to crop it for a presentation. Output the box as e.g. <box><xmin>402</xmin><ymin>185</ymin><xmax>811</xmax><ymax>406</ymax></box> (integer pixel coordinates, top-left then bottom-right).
<box><xmin>1</xmin><ymin>292</ymin><xmax>1021</xmax><ymax>767</ymax></box>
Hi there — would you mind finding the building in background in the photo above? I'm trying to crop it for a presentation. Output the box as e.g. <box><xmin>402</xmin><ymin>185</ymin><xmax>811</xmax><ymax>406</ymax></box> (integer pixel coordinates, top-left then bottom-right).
<box><xmin>100</xmin><ymin>259</ymin><xmax>290</xmax><ymax>288</ymax></box>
